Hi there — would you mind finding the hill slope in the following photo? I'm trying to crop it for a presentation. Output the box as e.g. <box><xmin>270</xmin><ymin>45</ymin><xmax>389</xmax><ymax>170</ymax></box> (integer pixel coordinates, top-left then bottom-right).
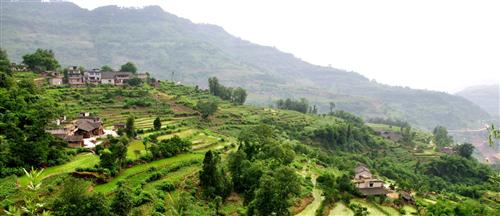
<box><xmin>456</xmin><ymin>84</ymin><xmax>499</xmax><ymax>118</ymax></box>
<box><xmin>1</xmin><ymin>1</ymin><xmax>492</xmax><ymax>129</ymax></box>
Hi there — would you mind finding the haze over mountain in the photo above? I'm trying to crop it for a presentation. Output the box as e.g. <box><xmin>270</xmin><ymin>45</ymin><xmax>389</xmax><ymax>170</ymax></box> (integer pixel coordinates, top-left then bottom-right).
<box><xmin>456</xmin><ymin>84</ymin><xmax>500</xmax><ymax>119</ymax></box>
<box><xmin>1</xmin><ymin>1</ymin><xmax>492</xmax><ymax>129</ymax></box>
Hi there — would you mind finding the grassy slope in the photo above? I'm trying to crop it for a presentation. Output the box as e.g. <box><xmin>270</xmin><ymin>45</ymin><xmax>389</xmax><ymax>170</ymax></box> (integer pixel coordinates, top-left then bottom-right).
<box><xmin>3</xmin><ymin>74</ymin><xmax>496</xmax><ymax>215</ymax></box>
<box><xmin>94</xmin><ymin>153</ymin><xmax>203</xmax><ymax>193</ymax></box>
<box><xmin>17</xmin><ymin>153</ymin><xmax>99</xmax><ymax>186</ymax></box>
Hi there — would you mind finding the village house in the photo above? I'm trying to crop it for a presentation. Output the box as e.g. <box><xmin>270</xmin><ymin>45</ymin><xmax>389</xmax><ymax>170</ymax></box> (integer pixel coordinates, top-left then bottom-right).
<box><xmin>375</xmin><ymin>129</ymin><xmax>402</xmax><ymax>142</ymax></box>
<box><xmin>353</xmin><ymin>165</ymin><xmax>390</xmax><ymax>196</ymax></box>
<box><xmin>101</xmin><ymin>72</ymin><xmax>115</xmax><ymax>85</ymax></box>
<box><xmin>114</xmin><ymin>72</ymin><xmax>133</xmax><ymax>85</ymax></box>
<box><xmin>136</xmin><ymin>72</ymin><xmax>149</xmax><ymax>81</ymax></box>
<box><xmin>84</xmin><ymin>68</ymin><xmax>101</xmax><ymax>83</ymax></box>
<box><xmin>64</xmin><ymin>135</ymin><xmax>84</xmax><ymax>148</ymax></box>
<box><xmin>67</xmin><ymin>66</ymin><xmax>84</xmax><ymax>86</ymax></box>
<box><xmin>10</xmin><ymin>63</ymin><xmax>29</xmax><ymax>72</ymax></box>
<box><xmin>74</xmin><ymin>114</ymin><xmax>104</xmax><ymax>138</ymax></box>
<box><xmin>49</xmin><ymin>74</ymin><xmax>64</xmax><ymax>86</ymax></box>
<box><xmin>46</xmin><ymin>128</ymin><xmax>84</xmax><ymax>147</ymax></box>
<box><xmin>46</xmin><ymin>113</ymin><xmax>104</xmax><ymax>147</ymax></box>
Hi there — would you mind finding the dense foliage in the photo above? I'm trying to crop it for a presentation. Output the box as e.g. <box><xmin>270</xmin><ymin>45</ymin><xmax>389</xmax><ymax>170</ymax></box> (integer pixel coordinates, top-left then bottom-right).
<box><xmin>433</xmin><ymin>126</ymin><xmax>454</xmax><ymax>147</ymax></box>
<box><xmin>120</xmin><ymin>61</ymin><xmax>137</xmax><ymax>73</ymax></box>
<box><xmin>199</xmin><ymin>150</ymin><xmax>231</xmax><ymax>199</ymax></box>
<box><xmin>276</xmin><ymin>98</ymin><xmax>309</xmax><ymax>113</ymax></box>
<box><xmin>22</xmin><ymin>49</ymin><xmax>60</xmax><ymax>72</ymax></box>
<box><xmin>208</xmin><ymin>77</ymin><xmax>247</xmax><ymax>105</ymax></box>
<box><xmin>0</xmin><ymin>58</ymin><xmax>68</xmax><ymax>176</ymax></box>
<box><xmin>196</xmin><ymin>100</ymin><xmax>218</xmax><ymax>119</ymax></box>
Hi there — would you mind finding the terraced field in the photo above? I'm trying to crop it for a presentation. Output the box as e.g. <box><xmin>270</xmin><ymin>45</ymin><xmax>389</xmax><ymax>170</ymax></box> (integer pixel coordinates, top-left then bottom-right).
<box><xmin>329</xmin><ymin>202</ymin><xmax>354</xmax><ymax>216</ymax></box>
<box><xmin>94</xmin><ymin>153</ymin><xmax>203</xmax><ymax>193</ymax></box>
<box><xmin>17</xmin><ymin>153</ymin><xmax>99</xmax><ymax>186</ymax></box>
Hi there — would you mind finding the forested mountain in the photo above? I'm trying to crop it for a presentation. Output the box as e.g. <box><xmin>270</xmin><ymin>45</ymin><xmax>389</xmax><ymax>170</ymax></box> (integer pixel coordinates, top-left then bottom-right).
<box><xmin>1</xmin><ymin>1</ymin><xmax>492</xmax><ymax>129</ymax></box>
<box><xmin>456</xmin><ymin>84</ymin><xmax>499</xmax><ymax>118</ymax></box>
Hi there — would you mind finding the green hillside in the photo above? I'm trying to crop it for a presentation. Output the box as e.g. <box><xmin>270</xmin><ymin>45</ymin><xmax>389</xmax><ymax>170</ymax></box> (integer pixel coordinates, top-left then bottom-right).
<box><xmin>1</xmin><ymin>66</ymin><xmax>499</xmax><ymax>215</ymax></box>
<box><xmin>1</xmin><ymin>1</ymin><xmax>492</xmax><ymax>130</ymax></box>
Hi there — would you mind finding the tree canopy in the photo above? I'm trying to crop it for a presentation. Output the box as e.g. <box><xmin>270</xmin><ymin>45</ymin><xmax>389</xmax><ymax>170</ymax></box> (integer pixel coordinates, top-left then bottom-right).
<box><xmin>208</xmin><ymin>77</ymin><xmax>247</xmax><ymax>105</ymax></box>
<box><xmin>120</xmin><ymin>62</ymin><xmax>137</xmax><ymax>73</ymax></box>
<box><xmin>196</xmin><ymin>100</ymin><xmax>218</xmax><ymax>119</ymax></box>
<box><xmin>433</xmin><ymin>126</ymin><xmax>453</xmax><ymax>147</ymax></box>
<box><xmin>0</xmin><ymin>49</ymin><xmax>11</xmax><ymax>75</ymax></box>
<box><xmin>22</xmin><ymin>49</ymin><xmax>60</xmax><ymax>72</ymax></box>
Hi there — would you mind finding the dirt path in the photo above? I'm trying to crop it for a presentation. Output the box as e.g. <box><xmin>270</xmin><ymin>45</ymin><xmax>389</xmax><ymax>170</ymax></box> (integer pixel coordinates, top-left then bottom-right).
<box><xmin>296</xmin><ymin>173</ymin><xmax>324</xmax><ymax>216</ymax></box>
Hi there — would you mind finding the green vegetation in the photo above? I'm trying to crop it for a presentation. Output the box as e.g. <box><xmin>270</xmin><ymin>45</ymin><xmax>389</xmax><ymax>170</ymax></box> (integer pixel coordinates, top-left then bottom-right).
<box><xmin>208</xmin><ymin>77</ymin><xmax>247</xmax><ymax>105</ymax></box>
<box><xmin>0</xmin><ymin>49</ymin><xmax>498</xmax><ymax>215</ymax></box>
<box><xmin>120</xmin><ymin>61</ymin><xmax>137</xmax><ymax>73</ymax></box>
<box><xmin>196</xmin><ymin>100</ymin><xmax>218</xmax><ymax>119</ymax></box>
<box><xmin>22</xmin><ymin>49</ymin><xmax>60</xmax><ymax>72</ymax></box>
<box><xmin>276</xmin><ymin>98</ymin><xmax>310</xmax><ymax>114</ymax></box>
<box><xmin>0</xmin><ymin>59</ymin><xmax>68</xmax><ymax>177</ymax></box>
<box><xmin>433</xmin><ymin>126</ymin><xmax>454</xmax><ymax>147</ymax></box>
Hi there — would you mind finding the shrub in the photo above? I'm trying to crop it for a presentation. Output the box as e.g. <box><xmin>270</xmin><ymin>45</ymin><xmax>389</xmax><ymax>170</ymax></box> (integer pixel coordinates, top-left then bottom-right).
<box><xmin>157</xmin><ymin>181</ymin><xmax>175</xmax><ymax>192</ymax></box>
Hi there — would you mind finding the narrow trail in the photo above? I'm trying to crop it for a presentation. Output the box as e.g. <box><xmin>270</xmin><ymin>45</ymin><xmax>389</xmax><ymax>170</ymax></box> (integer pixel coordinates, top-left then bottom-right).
<box><xmin>296</xmin><ymin>171</ymin><xmax>324</xmax><ymax>216</ymax></box>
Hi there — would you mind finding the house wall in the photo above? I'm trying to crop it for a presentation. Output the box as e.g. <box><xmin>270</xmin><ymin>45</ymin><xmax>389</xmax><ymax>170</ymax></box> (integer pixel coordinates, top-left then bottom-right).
<box><xmin>101</xmin><ymin>78</ymin><xmax>115</xmax><ymax>84</ymax></box>
<box><xmin>357</xmin><ymin>181</ymin><xmax>384</xmax><ymax>188</ymax></box>
<box><xmin>50</xmin><ymin>78</ymin><xmax>63</xmax><ymax>85</ymax></box>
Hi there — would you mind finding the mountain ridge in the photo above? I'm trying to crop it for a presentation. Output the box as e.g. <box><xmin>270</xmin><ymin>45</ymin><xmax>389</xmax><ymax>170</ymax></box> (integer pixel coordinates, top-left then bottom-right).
<box><xmin>456</xmin><ymin>84</ymin><xmax>499</xmax><ymax>119</ymax></box>
<box><xmin>1</xmin><ymin>1</ymin><xmax>492</xmax><ymax>129</ymax></box>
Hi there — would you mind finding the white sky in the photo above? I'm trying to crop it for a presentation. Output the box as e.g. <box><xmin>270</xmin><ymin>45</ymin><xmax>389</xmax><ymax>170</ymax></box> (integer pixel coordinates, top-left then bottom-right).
<box><xmin>70</xmin><ymin>0</ymin><xmax>500</xmax><ymax>93</ymax></box>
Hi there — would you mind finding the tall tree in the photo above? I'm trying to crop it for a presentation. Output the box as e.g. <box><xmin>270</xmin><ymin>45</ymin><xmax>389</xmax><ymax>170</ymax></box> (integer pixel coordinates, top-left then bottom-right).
<box><xmin>454</xmin><ymin>143</ymin><xmax>474</xmax><ymax>159</ymax></box>
<box><xmin>153</xmin><ymin>117</ymin><xmax>162</xmax><ymax>130</ymax></box>
<box><xmin>125</xmin><ymin>116</ymin><xmax>136</xmax><ymax>138</ymax></box>
<box><xmin>22</xmin><ymin>49</ymin><xmax>60</xmax><ymax>72</ymax></box>
<box><xmin>120</xmin><ymin>62</ymin><xmax>137</xmax><ymax>73</ymax></box>
<box><xmin>433</xmin><ymin>126</ymin><xmax>453</xmax><ymax>147</ymax></box>
<box><xmin>329</xmin><ymin>102</ymin><xmax>336</xmax><ymax>114</ymax></box>
<box><xmin>232</xmin><ymin>87</ymin><xmax>247</xmax><ymax>105</ymax></box>
<box><xmin>208</xmin><ymin>77</ymin><xmax>220</xmax><ymax>96</ymax></box>
<box><xmin>0</xmin><ymin>49</ymin><xmax>12</xmax><ymax>75</ymax></box>
<box><xmin>199</xmin><ymin>150</ymin><xmax>230</xmax><ymax>198</ymax></box>
<box><xmin>248</xmin><ymin>166</ymin><xmax>301</xmax><ymax>216</ymax></box>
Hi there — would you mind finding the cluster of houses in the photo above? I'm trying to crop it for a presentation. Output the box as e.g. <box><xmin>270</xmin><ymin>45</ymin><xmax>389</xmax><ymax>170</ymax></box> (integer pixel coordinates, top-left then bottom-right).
<box><xmin>46</xmin><ymin>112</ymin><xmax>105</xmax><ymax>147</ymax></box>
<box><xmin>46</xmin><ymin>66</ymin><xmax>149</xmax><ymax>86</ymax></box>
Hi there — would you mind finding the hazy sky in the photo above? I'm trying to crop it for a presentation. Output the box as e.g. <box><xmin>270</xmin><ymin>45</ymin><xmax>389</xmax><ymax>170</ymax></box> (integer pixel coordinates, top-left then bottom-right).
<box><xmin>70</xmin><ymin>0</ymin><xmax>499</xmax><ymax>93</ymax></box>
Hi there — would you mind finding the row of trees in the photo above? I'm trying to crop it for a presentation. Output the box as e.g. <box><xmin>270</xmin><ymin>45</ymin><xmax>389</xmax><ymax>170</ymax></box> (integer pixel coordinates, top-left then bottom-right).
<box><xmin>275</xmin><ymin>98</ymin><xmax>310</xmax><ymax>113</ymax></box>
<box><xmin>208</xmin><ymin>77</ymin><xmax>247</xmax><ymax>105</ymax></box>
<box><xmin>21</xmin><ymin>48</ymin><xmax>139</xmax><ymax>74</ymax></box>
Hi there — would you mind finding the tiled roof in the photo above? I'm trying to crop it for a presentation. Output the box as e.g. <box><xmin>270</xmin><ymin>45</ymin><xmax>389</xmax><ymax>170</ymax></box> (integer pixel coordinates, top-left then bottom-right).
<box><xmin>75</xmin><ymin>119</ymin><xmax>101</xmax><ymax>131</ymax></box>
<box><xmin>101</xmin><ymin>72</ymin><xmax>115</xmax><ymax>79</ymax></box>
